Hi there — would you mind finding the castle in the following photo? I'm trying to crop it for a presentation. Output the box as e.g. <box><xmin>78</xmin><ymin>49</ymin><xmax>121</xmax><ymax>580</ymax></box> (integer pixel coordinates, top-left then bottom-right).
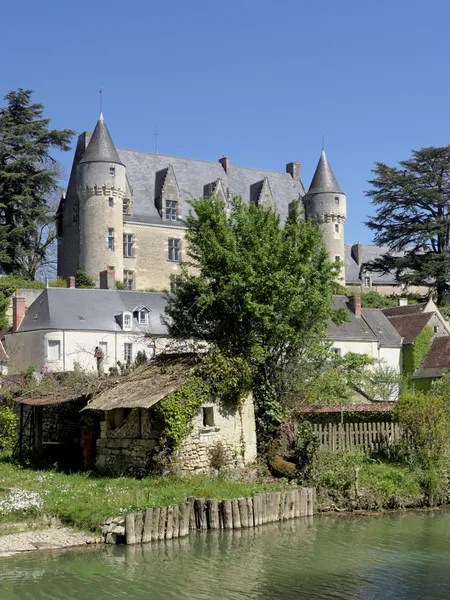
<box><xmin>57</xmin><ymin>112</ymin><xmax>348</xmax><ymax>289</ymax></box>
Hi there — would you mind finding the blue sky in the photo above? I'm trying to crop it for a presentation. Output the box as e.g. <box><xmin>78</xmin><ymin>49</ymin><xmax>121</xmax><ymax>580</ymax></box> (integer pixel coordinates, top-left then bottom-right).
<box><xmin>2</xmin><ymin>0</ymin><xmax>449</xmax><ymax>244</ymax></box>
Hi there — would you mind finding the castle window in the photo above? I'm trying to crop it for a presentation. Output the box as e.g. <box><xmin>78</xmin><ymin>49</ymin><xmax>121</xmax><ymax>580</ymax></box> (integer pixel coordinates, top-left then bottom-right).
<box><xmin>168</xmin><ymin>238</ymin><xmax>180</xmax><ymax>262</ymax></box>
<box><xmin>123</xmin><ymin>199</ymin><xmax>130</xmax><ymax>215</ymax></box>
<box><xmin>165</xmin><ymin>200</ymin><xmax>177</xmax><ymax>221</ymax></box>
<box><xmin>202</xmin><ymin>407</ymin><xmax>215</xmax><ymax>427</ymax></box>
<box><xmin>123</xmin><ymin>234</ymin><xmax>134</xmax><ymax>257</ymax></box>
<box><xmin>334</xmin><ymin>255</ymin><xmax>341</xmax><ymax>263</ymax></box>
<box><xmin>110</xmin><ymin>167</ymin><xmax>115</xmax><ymax>176</ymax></box>
<box><xmin>108</xmin><ymin>197</ymin><xmax>114</xmax><ymax>208</ymax></box>
<box><xmin>108</xmin><ymin>228</ymin><xmax>115</xmax><ymax>251</ymax></box>
<box><xmin>363</xmin><ymin>276</ymin><xmax>371</xmax><ymax>288</ymax></box>
<box><xmin>334</xmin><ymin>223</ymin><xmax>339</xmax><ymax>233</ymax></box>
<box><xmin>123</xmin><ymin>270</ymin><xmax>134</xmax><ymax>290</ymax></box>
<box><xmin>334</xmin><ymin>196</ymin><xmax>340</xmax><ymax>204</ymax></box>
<box><xmin>123</xmin><ymin>343</ymin><xmax>133</xmax><ymax>363</ymax></box>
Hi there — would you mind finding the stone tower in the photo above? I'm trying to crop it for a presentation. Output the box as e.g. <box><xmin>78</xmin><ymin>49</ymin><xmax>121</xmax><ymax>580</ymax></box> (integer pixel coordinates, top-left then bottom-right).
<box><xmin>76</xmin><ymin>113</ymin><xmax>126</xmax><ymax>285</ymax></box>
<box><xmin>303</xmin><ymin>150</ymin><xmax>346</xmax><ymax>281</ymax></box>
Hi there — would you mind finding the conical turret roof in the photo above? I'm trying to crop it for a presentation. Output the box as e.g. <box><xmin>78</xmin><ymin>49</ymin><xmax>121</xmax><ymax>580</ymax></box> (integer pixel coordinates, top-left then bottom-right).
<box><xmin>307</xmin><ymin>149</ymin><xmax>343</xmax><ymax>195</ymax></box>
<box><xmin>79</xmin><ymin>112</ymin><xmax>124</xmax><ymax>166</ymax></box>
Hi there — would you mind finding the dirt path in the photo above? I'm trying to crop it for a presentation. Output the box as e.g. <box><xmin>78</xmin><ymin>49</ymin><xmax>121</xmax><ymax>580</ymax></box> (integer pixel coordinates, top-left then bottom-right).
<box><xmin>0</xmin><ymin>527</ymin><xmax>102</xmax><ymax>557</ymax></box>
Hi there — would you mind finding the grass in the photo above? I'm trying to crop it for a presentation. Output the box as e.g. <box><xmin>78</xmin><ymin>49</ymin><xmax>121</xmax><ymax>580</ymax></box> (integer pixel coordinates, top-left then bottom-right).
<box><xmin>0</xmin><ymin>457</ymin><xmax>290</xmax><ymax>533</ymax></box>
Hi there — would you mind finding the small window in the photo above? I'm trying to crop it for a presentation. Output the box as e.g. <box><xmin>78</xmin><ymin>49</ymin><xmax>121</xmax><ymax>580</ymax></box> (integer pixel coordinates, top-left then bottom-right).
<box><xmin>123</xmin><ymin>234</ymin><xmax>134</xmax><ymax>257</ymax></box>
<box><xmin>334</xmin><ymin>255</ymin><xmax>341</xmax><ymax>263</ymax></box>
<box><xmin>108</xmin><ymin>197</ymin><xmax>114</xmax><ymax>208</ymax></box>
<box><xmin>124</xmin><ymin>314</ymin><xmax>131</xmax><ymax>328</ymax></box>
<box><xmin>124</xmin><ymin>343</ymin><xmax>133</xmax><ymax>363</ymax></box>
<box><xmin>334</xmin><ymin>223</ymin><xmax>339</xmax><ymax>233</ymax></box>
<box><xmin>168</xmin><ymin>238</ymin><xmax>180</xmax><ymax>262</ymax></box>
<box><xmin>47</xmin><ymin>340</ymin><xmax>61</xmax><ymax>361</ymax></box>
<box><xmin>165</xmin><ymin>199</ymin><xmax>177</xmax><ymax>221</ymax></box>
<box><xmin>334</xmin><ymin>196</ymin><xmax>340</xmax><ymax>204</ymax></box>
<box><xmin>99</xmin><ymin>341</ymin><xmax>108</xmax><ymax>358</ymax></box>
<box><xmin>123</xmin><ymin>270</ymin><xmax>134</xmax><ymax>290</ymax></box>
<box><xmin>333</xmin><ymin>348</ymin><xmax>342</xmax><ymax>356</ymax></box>
<box><xmin>433</xmin><ymin>326</ymin><xmax>438</xmax><ymax>334</ymax></box>
<box><xmin>138</xmin><ymin>310</ymin><xmax>148</xmax><ymax>325</ymax></box>
<box><xmin>363</xmin><ymin>276</ymin><xmax>371</xmax><ymax>288</ymax></box>
<box><xmin>108</xmin><ymin>228</ymin><xmax>115</xmax><ymax>251</ymax></box>
<box><xmin>110</xmin><ymin>166</ymin><xmax>115</xmax><ymax>176</ymax></box>
<box><xmin>202</xmin><ymin>406</ymin><xmax>215</xmax><ymax>427</ymax></box>
<box><xmin>123</xmin><ymin>199</ymin><xmax>130</xmax><ymax>215</ymax></box>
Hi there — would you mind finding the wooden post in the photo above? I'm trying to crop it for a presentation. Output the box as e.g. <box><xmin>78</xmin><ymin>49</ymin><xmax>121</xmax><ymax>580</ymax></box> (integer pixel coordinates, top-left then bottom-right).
<box><xmin>238</xmin><ymin>497</ymin><xmax>249</xmax><ymax>528</ymax></box>
<box><xmin>166</xmin><ymin>504</ymin><xmax>175</xmax><ymax>540</ymax></box>
<box><xmin>158</xmin><ymin>506</ymin><xmax>167</xmax><ymax>541</ymax></box>
<box><xmin>299</xmin><ymin>488</ymin><xmax>308</xmax><ymax>517</ymax></box>
<box><xmin>221</xmin><ymin>499</ymin><xmax>233</xmax><ymax>530</ymax></box>
<box><xmin>231</xmin><ymin>499</ymin><xmax>241</xmax><ymax>529</ymax></box>
<box><xmin>134</xmin><ymin>512</ymin><xmax>144</xmax><ymax>544</ymax></box>
<box><xmin>246</xmin><ymin>496</ymin><xmax>254</xmax><ymax>527</ymax></box>
<box><xmin>194</xmin><ymin>498</ymin><xmax>207</xmax><ymax>530</ymax></box>
<box><xmin>142</xmin><ymin>508</ymin><xmax>153</xmax><ymax>543</ymax></box>
<box><xmin>19</xmin><ymin>404</ymin><xmax>24</xmax><ymax>461</ymax></box>
<box><xmin>306</xmin><ymin>488</ymin><xmax>314</xmax><ymax>516</ymax></box>
<box><xmin>179</xmin><ymin>502</ymin><xmax>191</xmax><ymax>537</ymax></box>
<box><xmin>186</xmin><ymin>496</ymin><xmax>196</xmax><ymax>530</ymax></box>
<box><xmin>125</xmin><ymin>513</ymin><xmax>136</xmax><ymax>545</ymax></box>
<box><xmin>253</xmin><ymin>494</ymin><xmax>262</xmax><ymax>526</ymax></box>
<box><xmin>206</xmin><ymin>499</ymin><xmax>220</xmax><ymax>530</ymax></box>
<box><xmin>280</xmin><ymin>492</ymin><xmax>287</xmax><ymax>521</ymax></box>
<box><xmin>286</xmin><ymin>491</ymin><xmax>296</xmax><ymax>519</ymax></box>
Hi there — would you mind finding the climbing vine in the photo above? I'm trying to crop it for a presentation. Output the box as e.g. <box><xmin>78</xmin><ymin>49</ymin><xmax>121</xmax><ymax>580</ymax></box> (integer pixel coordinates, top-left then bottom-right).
<box><xmin>403</xmin><ymin>325</ymin><xmax>433</xmax><ymax>377</ymax></box>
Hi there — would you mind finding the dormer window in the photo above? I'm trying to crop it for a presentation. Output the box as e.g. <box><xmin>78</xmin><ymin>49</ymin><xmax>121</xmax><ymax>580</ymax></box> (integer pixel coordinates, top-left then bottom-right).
<box><xmin>138</xmin><ymin>310</ymin><xmax>148</xmax><ymax>325</ymax></box>
<box><xmin>165</xmin><ymin>199</ymin><xmax>177</xmax><ymax>221</ymax></box>
<box><xmin>122</xmin><ymin>311</ymin><xmax>132</xmax><ymax>331</ymax></box>
<box><xmin>110</xmin><ymin>166</ymin><xmax>115</xmax><ymax>176</ymax></box>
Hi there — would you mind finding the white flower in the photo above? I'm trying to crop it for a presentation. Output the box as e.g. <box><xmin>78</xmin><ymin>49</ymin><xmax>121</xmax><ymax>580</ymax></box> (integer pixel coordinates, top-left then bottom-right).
<box><xmin>0</xmin><ymin>490</ymin><xmax>43</xmax><ymax>514</ymax></box>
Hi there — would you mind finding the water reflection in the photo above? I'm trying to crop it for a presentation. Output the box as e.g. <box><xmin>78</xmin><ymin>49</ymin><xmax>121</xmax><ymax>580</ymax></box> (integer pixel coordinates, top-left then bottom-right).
<box><xmin>1</xmin><ymin>511</ymin><xmax>449</xmax><ymax>600</ymax></box>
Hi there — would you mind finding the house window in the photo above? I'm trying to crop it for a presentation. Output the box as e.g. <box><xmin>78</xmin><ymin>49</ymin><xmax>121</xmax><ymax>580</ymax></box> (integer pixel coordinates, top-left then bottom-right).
<box><xmin>123</xmin><ymin>234</ymin><xmax>134</xmax><ymax>257</ymax></box>
<box><xmin>168</xmin><ymin>238</ymin><xmax>180</xmax><ymax>262</ymax></box>
<box><xmin>110</xmin><ymin>166</ymin><xmax>115</xmax><ymax>176</ymax></box>
<box><xmin>138</xmin><ymin>310</ymin><xmax>148</xmax><ymax>325</ymax></box>
<box><xmin>123</xmin><ymin>199</ymin><xmax>130</xmax><ymax>215</ymax></box>
<box><xmin>334</xmin><ymin>255</ymin><xmax>341</xmax><ymax>263</ymax></box>
<box><xmin>170</xmin><ymin>275</ymin><xmax>179</xmax><ymax>294</ymax></box>
<box><xmin>124</xmin><ymin>343</ymin><xmax>133</xmax><ymax>363</ymax></box>
<box><xmin>333</xmin><ymin>347</ymin><xmax>342</xmax><ymax>356</ymax></box>
<box><xmin>99</xmin><ymin>341</ymin><xmax>108</xmax><ymax>358</ymax></box>
<box><xmin>334</xmin><ymin>223</ymin><xmax>339</xmax><ymax>233</ymax></box>
<box><xmin>108</xmin><ymin>197</ymin><xmax>114</xmax><ymax>208</ymax></box>
<box><xmin>123</xmin><ymin>270</ymin><xmax>134</xmax><ymax>290</ymax></box>
<box><xmin>202</xmin><ymin>406</ymin><xmax>215</xmax><ymax>427</ymax></box>
<box><xmin>123</xmin><ymin>314</ymin><xmax>131</xmax><ymax>329</ymax></box>
<box><xmin>363</xmin><ymin>276</ymin><xmax>371</xmax><ymax>288</ymax></box>
<box><xmin>335</xmin><ymin>196</ymin><xmax>340</xmax><ymax>205</ymax></box>
<box><xmin>108</xmin><ymin>228</ymin><xmax>115</xmax><ymax>251</ymax></box>
<box><xmin>165</xmin><ymin>200</ymin><xmax>177</xmax><ymax>221</ymax></box>
<box><xmin>433</xmin><ymin>326</ymin><xmax>438</xmax><ymax>334</ymax></box>
<box><xmin>47</xmin><ymin>340</ymin><xmax>61</xmax><ymax>361</ymax></box>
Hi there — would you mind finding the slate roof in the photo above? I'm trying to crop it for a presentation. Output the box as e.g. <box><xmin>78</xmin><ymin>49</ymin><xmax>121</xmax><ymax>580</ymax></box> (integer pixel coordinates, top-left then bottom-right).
<box><xmin>306</xmin><ymin>149</ymin><xmax>343</xmax><ymax>195</ymax></box>
<box><xmin>383</xmin><ymin>312</ymin><xmax>432</xmax><ymax>344</ymax></box>
<box><xmin>15</xmin><ymin>288</ymin><xmax>168</xmax><ymax>336</ymax></box>
<box><xmin>345</xmin><ymin>244</ymin><xmax>401</xmax><ymax>285</ymax></box>
<box><xmin>327</xmin><ymin>296</ymin><xmax>401</xmax><ymax>345</ymax></box>
<box><xmin>116</xmin><ymin>148</ymin><xmax>305</xmax><ymax>226</ymax></box>
<box><xmin>382</xmin><ymin>303</ymin><xmax>425</xmax><ymax>317</ymax></box>
<box><xmin>412</xmin><ymin>337</ymin><xmax>450</xmax><ymax>379</ymax></box>
<box><xmin>79</xmin><ymin>113</ymin><xmax>124</xmax><ymax>166</ymax></box>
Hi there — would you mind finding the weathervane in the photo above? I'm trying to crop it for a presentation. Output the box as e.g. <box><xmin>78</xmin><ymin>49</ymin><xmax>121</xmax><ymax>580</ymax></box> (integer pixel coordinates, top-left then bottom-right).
<box><xmin>99</xmin><ymin>89</ymin><xmax>103</xmax><ymax>113</ymax></box>
<box><xmin>154</xmin><ymin>126</ymin><xmax>159</xmax><ymax>154</ymax></box>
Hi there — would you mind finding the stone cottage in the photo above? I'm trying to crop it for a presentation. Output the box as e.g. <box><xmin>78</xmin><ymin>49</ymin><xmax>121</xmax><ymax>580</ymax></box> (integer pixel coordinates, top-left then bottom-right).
<box><xmin>84</xmin><ymin>354</ymin><xmax>257</xmax><ymax>474</ymax></box>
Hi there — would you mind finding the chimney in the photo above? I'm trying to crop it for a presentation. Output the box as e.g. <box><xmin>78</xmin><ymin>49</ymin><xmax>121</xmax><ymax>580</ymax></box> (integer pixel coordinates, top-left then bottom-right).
<box><xmin>219</xmin><ymin>155</ymin><xmax>230</xmax><ymax>176</ymax></box>
<box><xmin>100</xmin><ymin>269</ymin><xmax>115</xmax><ymax>290</ymax></box>
<box><xmin>12</xmin><ymin>293</ymin><xmax>26</xmax><ymax>332</ymax></box>
<box><xmin>399</xmin><ymin>297</ymin><xmax>408</xmax><ymax>306</ymax></box>
<box><xmin>349</xmin><ymin>295</ymin><xmax>362</xmax><ymax>318</ymax></box>
<box><xmin>286</xmin><ymin>162</ymin><xmax>300</xmax><ymax>181</ymax></box>
<box><xmin>351</xmin><ymin>242</ymin><xmax>363</xmax><ymax>265</ymax></box>
<box><xmin>66</xmin><ymin>276</ymin><xmax>76</xmax><ymax>289</ymax></box>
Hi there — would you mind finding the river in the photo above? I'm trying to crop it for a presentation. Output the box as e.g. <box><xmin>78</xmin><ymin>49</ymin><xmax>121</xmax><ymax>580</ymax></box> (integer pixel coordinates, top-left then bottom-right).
<box><xmin>1</xmin><ymin>509</ymin><xmax>449</xmax><ymax>599</ymax></box>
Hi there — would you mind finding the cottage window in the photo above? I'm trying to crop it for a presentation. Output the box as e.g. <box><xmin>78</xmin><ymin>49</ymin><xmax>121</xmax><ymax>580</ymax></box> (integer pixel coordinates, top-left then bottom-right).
<box><xmin>202</xmin><ymin>406</ymin><xmax>215</xmax><ymax>427</ymax></box>
<box><xmin>334</xmin><ymin>223</ymin><xmax>339</xmax><ymax>233</ymax></box>
<box><xmin>433</xmin><ymin>326</ymin><xmax>439</xmax><ymax>334</ymax></box>
<box><xmin>333</xmin><ymin>347</ymin><xmax>342</xmax><ymax>356</ymax></box>
<box><xmin>108</xmin><ymin>228</ymin><xmax>115</xmax><ymax>251</ymax></box>
<box><xmin>168</xmin><ymin>238</ymin><xmax>180</xmax><ymax>262</ymax></box>
<box><xmin>165</xmin><ymin>199</ymin><xmax>177</xmax><ymax>221</ymax></box>
<box><xmin>334</xmin><ymin>255</ymin><xmax>341</xmax><ymax>263</ymax></box>
<box><xmin>108</xmin><ymin>197</ymin><xmax>114</xmax><ymax>208</ymax></box>
<box><xmin>124</xmin><ymin>343</ymin><xmax>133</xmax><ymax>363</ymax></box>
<box><xmin>123</xmin><ymin>313</ymin><xmax>132</xmax><ymax>329</ymax></box>
<box><xmin>138</xmin><ymin>310</ymin><xmax>149</xmax><ymax>325</ymax></box>
<box><xmin>110</xmin><ymin>166</ymin><xmax>115</xmax><ymax>176</ymax></box>
<box><xmin>363</xmin><ymin>276</ymin><xmax>371</xmax><ymax>288</ymax></box>
<box><xmin>123</xmin><ymin>270</ymin><xmax>134</xmax><ymax>290</ymax></box>
<box><xmin>123</xmin><ymin>234</ymin><xmax>134</xmax><ymax>257</ymax></box>
<box><xmin>47</xmin><ymin>340</ymin><xmax>61</xmax><ymax>361</ymax></box>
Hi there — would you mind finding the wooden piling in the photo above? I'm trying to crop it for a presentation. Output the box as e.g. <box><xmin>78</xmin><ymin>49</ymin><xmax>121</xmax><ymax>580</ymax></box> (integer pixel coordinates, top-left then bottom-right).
<box><xmin>151</xmin><ymin>507</ymin><xmax>160</xmax><ymax>541</ymax></box>
<box><xmin>306</xmin><ymin>487</ymin><xmax>314</xmax><ymax>516</ymax></box>
<box><xmin>231</xmin><ymin>499</ymin><xmax>241</xmax><ymax>529</ymax></box>
<box><xmin>158</xmin><ymin>506</ymin><xmax>167</xmax><ymax>541</ymax></box>
<box><xmin>206</xmin><ymin>499</ymin><xmax>220</xmax><ymax>530</ymax></box>
<box><xmin>187</xmin><ymin>496</ymin><xmax>196</xmax><ymax>530</ymax></box>
<box><xmin>299</xmin><ymin>489</ymin><xmax>308</xmax><ymax>517</ymax></box>
<box><xmin>221</xmin><ymin>499</ymin><xmax>233</xmax><ymax>530</ymax></box>
<box><xmin>246</xmin><ymin>496</ymin><xmax>254</xmax><ymax>527</ymax></box>
<box><xmin>280</xmin><ymin>492</ymin><xmax>287</xmax><ymax>521</ymax></box>
<box><xmin>125</xmin><ymin>513</ymin><xmax>136</xmax><ymax>545</ymax></box>
<box><xmin>142</xmin><ymin>508</ymin><xmax>153</xmax><ymax>543</ymax></box>
<box><xmin>134</xmin><ymin>512</ymin><xmax>144</xmax><ymax>544</ymax></box>
<box><xmin>271</xmin><ymin>492</ymin><xmax>281</xmax><ymax>522</ymax></box>
<box><xmin>179</xmin><ymin>502</ymin><xmax>190</xmax><ymax>537</ymax></box>
<box><xmin>165</xmin><ymin>504</ymin><xmax>174</xmax><ymax>540</ymax></box>
<box><xmin>194</xmin><ymin>498</ymin><xmax>207</xmax><ymax>530</ymax></box>
<box><xmin>238</xmin><ymin>497</ymin><xmax>249</xmax><ymax>528</ymax></box>
<box><xmin>253</xmin><ymin>494</ymin><xmax>262</xmax><ymax>526</ymax></box>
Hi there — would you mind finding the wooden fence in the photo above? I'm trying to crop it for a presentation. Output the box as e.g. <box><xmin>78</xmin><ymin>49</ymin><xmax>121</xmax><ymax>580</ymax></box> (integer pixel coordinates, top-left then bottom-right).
<box><xmin>312</xmin><ymin>422</ymin><xmax>401</xmax><ymax>452</ymax></box>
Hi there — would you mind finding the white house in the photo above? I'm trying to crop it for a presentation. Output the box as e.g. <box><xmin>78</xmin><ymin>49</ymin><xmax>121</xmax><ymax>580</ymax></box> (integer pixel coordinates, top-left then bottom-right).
<box><xmin>5</xmin><ymin>280</ymin><xmax>173</xmax><ymax>375</ymax></box>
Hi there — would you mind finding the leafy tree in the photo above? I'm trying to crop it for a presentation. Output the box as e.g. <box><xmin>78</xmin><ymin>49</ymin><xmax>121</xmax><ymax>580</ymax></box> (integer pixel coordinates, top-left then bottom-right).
<box><xmin>0</xmin><ymin>275</ymin><xmax>45</xmax><ymax>329</ymax></box>
<box><xmin>75</xmin><ymin>270</ymin><xmax>95</xmax><ymax>289</ymax></box>
<box><xmin>165</xmin><ymin>196</ymin><xmax>342</xmax><ymax>435</ymax></box>
<box><xmin>0</xmin><ymin>89</ymin><xmax>74</xmax><ymax>279</ymax></box>
<box><xmin>365</xmin><ymin>146</ymin><xmax>450</xmax><ymax>301</ymax></box>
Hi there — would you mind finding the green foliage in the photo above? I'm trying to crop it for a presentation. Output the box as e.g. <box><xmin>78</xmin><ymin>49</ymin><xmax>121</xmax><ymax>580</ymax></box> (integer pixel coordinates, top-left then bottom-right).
<box><xmin>75</xmin><ymin>270</ymin><xmax>95</xmax><ymax>289</ymax></box>
<box><xmin>305</xmin><ymin>448</ymin><xmax>365</xmax><ymax>498</ymax></box>
<box><xmin>357</xmin><ymin>361</ymin><xmax>403</xmax><ymax>402</ymax></box>
<box><xmin>48</xmin><ymin>277</ymin><xmax>68</xmax><ymax>287</ymax></box>
<box><xmin>134</xmin><ymin>350</ymin><xmax>148</xmax><ymax>367</ymax></box>
<box><xmin>0</xmin><ymin>275</ymin><xmax>45</xmax><ymax>328</ymax></box>
<box><xmin>365</xmin><ymin>145</ymin><xmax>450</xmax><ymax>301</ymax></box>
<box><xmin>0</xmin><ymin>89</ymin><xmax>74</xmax><ymax>279</ymax></box>
<box><xmin>293</xmin><ymin>422</ymin><xmax>319</xmax><ymax>480</ymax></box>
<box><xmin>402</xmin><ymin>325</ymin><xmax>433</xmax><ymax>376</ymax></box>
<box><xmin>0</xmin><ymin>405</ymin><xmax>19</xmax><ymax>451</ymax></box>
<box><xmin>115</xmin><ymin>281</ymin><xmax>127</xmax><ymax>290</ymax></box>
<box><xmin>360</xmin><ymin>291</ymin><xmax>397</xmax><ymax>308</ymax></box>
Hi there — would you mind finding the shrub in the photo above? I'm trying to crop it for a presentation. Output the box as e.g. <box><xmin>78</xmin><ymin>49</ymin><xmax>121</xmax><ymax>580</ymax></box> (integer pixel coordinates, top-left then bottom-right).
<box><xmin>293</xmin><ymin>422</ymin><xmax>319</xmax><ymax>480</ymax></box>
<box><xmin>115</xmin><ymin>281</ymin><xmax>127</xmax><ymax>290</ymax></box>
<box><xmin>75</xmin><ymin>270</ymin><xmax>95</xmax><ymax>289</ymax></box>
<box><xmin>306</xmin><ymin>449</ymin><xmax>365</xmax><ymax>498</ymax></box>
<box><xmin>134</xmin><ymin>350</ymin><xmax>148</xmax><ymax>367</ymax></box>
<box><xmin>209</xmin><ymin>442</ymin><xmax>229</xmax><ymax>473</ymax></box>
<box><xmin>0</xmin><ymin>405</ymin><xmax>19</xmax><ymax>452</ymax></box>
<box><xmin>48</xmin><ymin>277</ymin><xmax>68</xmax><ymax>288</ymax></box>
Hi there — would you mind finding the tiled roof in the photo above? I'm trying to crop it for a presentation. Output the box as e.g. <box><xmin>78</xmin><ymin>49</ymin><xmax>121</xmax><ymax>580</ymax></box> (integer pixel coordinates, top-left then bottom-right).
<box><xmin>382</xmin><ymin>303</ymin><xmax>426</xmax><ymax>317</ymax></box>
<box><xmin>384</xmin><ymin>312</ymin><xmax>432</xmax><ymax>344</ymax></box>
<box><xmin>297</xmin><ymin>403</ymin><xmax>395</xmax><ymax>413</ymax></box>
<box><xmin>420</xmin><ymin>336</ymin><xmax>450</xmax><ymax>369</ymax></box>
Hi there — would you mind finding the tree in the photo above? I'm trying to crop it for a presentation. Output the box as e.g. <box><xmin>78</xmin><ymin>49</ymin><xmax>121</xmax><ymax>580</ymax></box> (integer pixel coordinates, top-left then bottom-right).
<box><xmin>165</xmin><ymin>196</ymin><xmax>342</xmax><ymax>434</ymax></box>
<box><xmin>75</xmin><ymin>270</ymin><xmax>95</xmax><ymax>289</ymax></box>
<box><xmin>0</xmin><ymin>89</ymin><xmax>74</xmax><ymax>279</ymax></box>
<box><xmin>365</xmin><ymin>146</ymin><xmax>450</xmax><ymax>301</ymax></box>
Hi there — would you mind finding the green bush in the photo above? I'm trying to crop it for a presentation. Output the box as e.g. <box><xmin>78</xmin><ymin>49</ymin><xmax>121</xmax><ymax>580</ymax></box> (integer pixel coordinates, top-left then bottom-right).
<box><xmin>48</xmin><ymin>277</ymin><xmax>68</xmax><ymax>288</ymax></box>
<box><xmin>0</xmin><ymin>405</ymin><xmax>19</xmax><ymax>452</ymax></box>
<box><xmin>305</xmin><ymin>448</ymin><xmax>365</xmax><ymax>498</ymax></box>
<box><xmin>75</xmin><ymin>270</ymin><xmax>95</xmax><ymax>289</ymax></box>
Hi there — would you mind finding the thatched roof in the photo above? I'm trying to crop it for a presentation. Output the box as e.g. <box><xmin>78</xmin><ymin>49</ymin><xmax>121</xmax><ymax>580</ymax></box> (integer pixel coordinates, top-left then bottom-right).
<box><xmin>83</xmin><ymin>353</ymin><xmax>198</xmax><ymax>411</ymax></box>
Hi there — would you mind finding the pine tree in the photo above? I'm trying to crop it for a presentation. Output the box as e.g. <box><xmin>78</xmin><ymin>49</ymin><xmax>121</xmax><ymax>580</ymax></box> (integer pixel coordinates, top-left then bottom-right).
<box><xmin>0</xmin><ymin>89</ymin><xmax>74</xmax><ymax>279</ymax></box>
<box><xmin>365</xmin><ymin>146</ymin><xmax>450</xmax><ymax>301</ymax></box>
